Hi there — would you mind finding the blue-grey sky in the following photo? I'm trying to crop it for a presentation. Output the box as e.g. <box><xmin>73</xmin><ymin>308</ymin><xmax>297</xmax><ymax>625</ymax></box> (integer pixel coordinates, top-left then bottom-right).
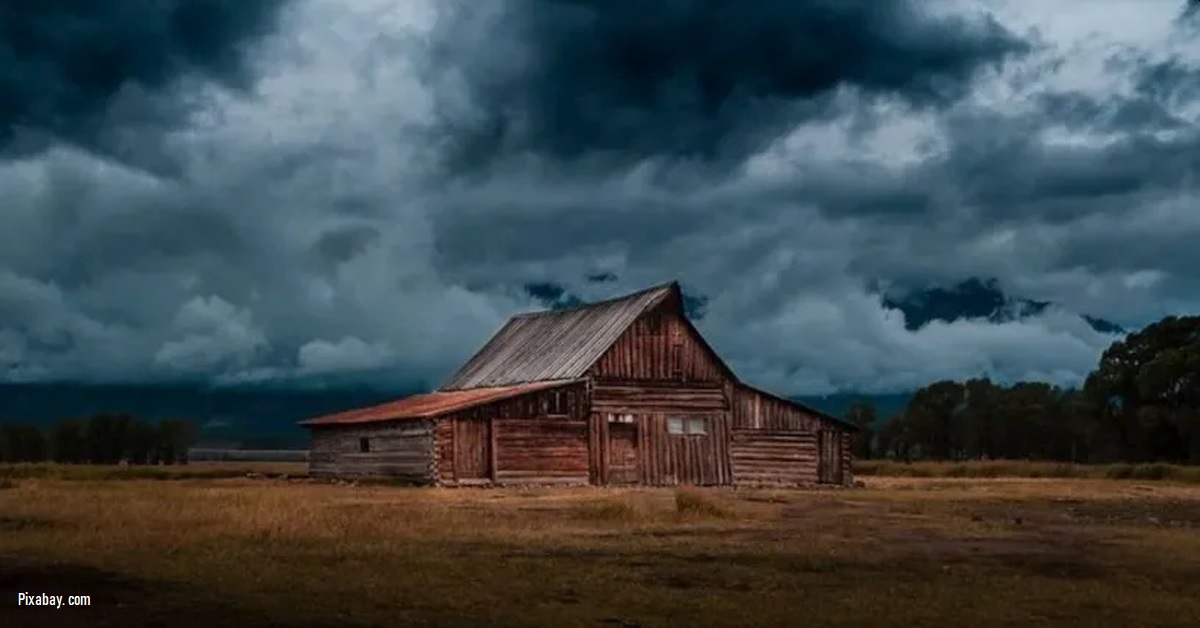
<box><xmin>1</xmin><ymin>0</ymin><xmax>1197</xmax><ymax>394</ymax></box>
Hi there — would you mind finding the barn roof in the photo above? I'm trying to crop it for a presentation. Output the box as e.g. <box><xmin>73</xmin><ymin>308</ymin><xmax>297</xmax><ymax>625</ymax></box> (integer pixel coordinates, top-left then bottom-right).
<box><xmin>300</xmin><ymin>380</ymin><xmax>582</xmax><ymax>426</ymax></box>
<box><xmin>300</xmin><ymin>279</ymin><xmax>856</xmax><ymax>432</ymax></box>
<box><xmin>438</xmin><ymin>281</ymin><xmax>680</xmax><ymax>391</ymax></box>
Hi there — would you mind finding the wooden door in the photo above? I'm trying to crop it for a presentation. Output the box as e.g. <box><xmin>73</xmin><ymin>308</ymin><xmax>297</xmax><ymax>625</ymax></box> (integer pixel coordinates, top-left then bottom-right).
<box><xmin>454</xmin><ymin>418</ymin><xmax>491</xmax><ymax>481</ymax></box>
<box><xmin>607</xmin><ymin>422</ymin><xmax>639</xmax><ymax>484</ymax></box>
<box><xmin>818</xmin><ymin>430</ymin><xmax>842</xmax><ymax>484</ymax></box>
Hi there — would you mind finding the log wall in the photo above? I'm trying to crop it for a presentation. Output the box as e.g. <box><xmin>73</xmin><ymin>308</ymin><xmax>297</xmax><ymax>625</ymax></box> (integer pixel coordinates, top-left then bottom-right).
<box><xmin>494</xmin><ymin>418</ymin><xmax>589</xmax><ymax>485</ymax></box>
<box><xmin>730</xmin><ymin>430</ymin><xmax>817</xmax><ymax>486</ymax></box>
<box><xmin>307</xmin><ymin>420</ymin><xmax>435</xmax><ymax>483</ymax></box>
<box><xmin>730</xmin><ymin>385</ymin><xmax>854</xmax><ymax>486</ymax></box>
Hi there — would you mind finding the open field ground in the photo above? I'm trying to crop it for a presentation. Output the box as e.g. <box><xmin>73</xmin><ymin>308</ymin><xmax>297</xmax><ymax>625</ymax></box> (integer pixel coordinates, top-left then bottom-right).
<box><xmin>855</xmin><ymin>460</ymin><xmax>1200</xmax><ymax>483</ymax></box>
<box><xmin>2</xmin><ymin>464</ymin><xmax>1199</xmax><ymax>627</ymax></box>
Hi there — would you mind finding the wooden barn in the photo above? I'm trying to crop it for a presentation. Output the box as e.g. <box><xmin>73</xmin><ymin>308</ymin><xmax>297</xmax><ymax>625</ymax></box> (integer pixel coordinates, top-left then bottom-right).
<box><xmin>301</xmin><ymin>281</ymin><xmax>857</xmax><ymax>487</ymax></box>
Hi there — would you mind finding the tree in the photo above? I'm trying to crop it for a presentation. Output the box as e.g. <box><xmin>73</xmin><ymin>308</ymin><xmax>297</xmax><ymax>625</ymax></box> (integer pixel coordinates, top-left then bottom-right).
<box><xmin>903</xmin><ymin>380</ymin><xmax>967</xmax><ymax>460</ymax></box>
<box><xmin>844</xmin><ymin>401</ymin><xmax>878</xmax><ymax>459</ymax></box>
<box><xmin>155</xmin><ymin>419</ymin><xmax>197</xmax><ymax>465</ymax></box>
<box><xmin>875</xmin><ymin>413</ymin><xmax>913</xmax><ymax>461</ymax></box>
<box><xmin>51</xmin><ymin>418</ymin><xmax>88</xmax><ymax>464</ymax></box>
<box><xmin>2</xmin><ymin>422</ymin><xmax>48</xmax><ymax>462</ymax></box>
<box><xmin>1085</xmin><ymin>315</ymin><xmax>1200</xmax><ymax>462</ymax></box>
<box><xmin>85</xmin><ymin>413</ymin><xmax>137</xmax><ymax>464</ymax></box>
<box><xmin>126</xmin><ymin>418</ymin><xmax>157</xmax><ymax>465</ymax></box>
<box><xmin>960</xmin><ymin>378</ymin><xmax>1000</xmax><ymax>459</ymax></box>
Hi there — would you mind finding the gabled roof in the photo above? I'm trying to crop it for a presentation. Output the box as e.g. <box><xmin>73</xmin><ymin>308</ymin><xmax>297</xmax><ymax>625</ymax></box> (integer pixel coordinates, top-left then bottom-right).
<box><xmin>300</xmin><ymin>279</ymin><xmax>857</xmax><ymax>432</ymax></box>
<box><xmin>438</xmin><ymin>281</ymin><xmax>679</xmax><ymax>391</ymax></box>
<box><xmin>301</xmin><ymin>380</ymin><xmax>581</xmax><ymax>426</ymax></box>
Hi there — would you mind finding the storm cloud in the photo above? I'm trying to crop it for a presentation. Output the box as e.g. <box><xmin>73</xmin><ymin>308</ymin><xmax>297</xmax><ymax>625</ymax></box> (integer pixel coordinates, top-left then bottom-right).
<box><xmin>1</xmin><ymin>0</ymin><xmax>1198</xmax><ymax>395</ymax></box>
<box><xmin>424</xmin><ymin>0</ymin><xmax>1029</xmax><ymax>172</ymax></box>
<box><xmin>0</xmin><ymin>0</ymin><xmax>288</xmax><ymax>169</ymax></box>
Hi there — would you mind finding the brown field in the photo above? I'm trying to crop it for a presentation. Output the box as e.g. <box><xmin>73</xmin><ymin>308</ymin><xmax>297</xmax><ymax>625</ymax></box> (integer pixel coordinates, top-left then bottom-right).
<box><xmin>2</xmin><ymin>463</ymin><xmax>1200</xmax><ymax>627</ymax></box>
<box><xmin>855</xmin><ymin>459</ymin><xmax>1200</xmax><ymax>483</ymax></box>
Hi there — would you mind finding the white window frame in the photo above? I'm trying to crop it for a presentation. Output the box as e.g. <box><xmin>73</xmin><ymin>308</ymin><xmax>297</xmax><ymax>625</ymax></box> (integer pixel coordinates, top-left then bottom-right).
<box><xmin>667</xmin><ymin>416</ymin><xmax>709</xmax><ymax>435</ymax></box>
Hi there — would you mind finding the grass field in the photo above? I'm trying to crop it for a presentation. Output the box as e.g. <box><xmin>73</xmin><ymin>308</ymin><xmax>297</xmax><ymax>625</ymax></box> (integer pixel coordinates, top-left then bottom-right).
<box><xmin>2</xmin><ymin>463</ymin><xmax>1199</xmax><ymax>627</ymax></box>
<box><xmin>855</xmin><ymin>459</ymin><xmax>1200</xmax><ymax>483</ymax></box>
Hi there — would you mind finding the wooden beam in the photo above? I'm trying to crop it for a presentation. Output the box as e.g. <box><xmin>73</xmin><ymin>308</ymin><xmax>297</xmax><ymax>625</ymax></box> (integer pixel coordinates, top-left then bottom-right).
<box><xmin>489</xmin><ymin>416</ymin><xmax>498</xmax><ymax>483</ymax></box>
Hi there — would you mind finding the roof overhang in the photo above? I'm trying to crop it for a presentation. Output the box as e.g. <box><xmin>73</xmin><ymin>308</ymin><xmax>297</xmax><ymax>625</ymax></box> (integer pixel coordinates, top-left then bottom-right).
<box><xmin>300</xmin><ymin>379</ymin><xmax>584</xmax><ymax>427</ymax></box>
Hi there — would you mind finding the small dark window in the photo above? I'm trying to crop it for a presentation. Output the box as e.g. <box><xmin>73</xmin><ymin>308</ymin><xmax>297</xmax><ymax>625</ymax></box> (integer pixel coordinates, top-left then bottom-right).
<box><xmin>671</xmin><ymin>344</ymin><xmax>683</xmax><ymax>380</ymax></box>
<box><xmin>359</xmin><ymin>437</ymin><xmax>370</xmax><ymax>453</ymax></box>
<box><xmin>547</xmin><ymin>391</ymin><xmax>567</xmax><ymax>415</ymax></box>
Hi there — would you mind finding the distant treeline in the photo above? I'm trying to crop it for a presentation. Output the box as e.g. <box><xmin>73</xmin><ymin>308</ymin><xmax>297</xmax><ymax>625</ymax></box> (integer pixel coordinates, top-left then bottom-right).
<box><xmin>846</xmin><ymin>315</ymin><xmax>1200</xmax><ymax>465</ymax></box>
<box><xmin>0</xmin><ymin>415</ymin><xmax>197</xmax><ymax>465</ymax></box>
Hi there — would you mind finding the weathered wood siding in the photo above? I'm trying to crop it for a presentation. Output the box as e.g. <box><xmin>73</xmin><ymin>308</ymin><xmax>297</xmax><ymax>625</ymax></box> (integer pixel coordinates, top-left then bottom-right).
<box><xmin>590</xmin><ymin>382</ymin><xmax>727</xmax><ymax>414</ymax></box>
<box><xmin>732</xmin><ymin>387</ymin><xmax>824</xmax><ymax>431</ymax></box>
<box><xmin>589</xmin><ymin>411</ymin><xmax>732</xmax><ymax>486</ymax></box>
<box><xmin>591</xmin><ymin>306</ymin><xmax>728</xmax><ymax>384</ymax></box>
<box><xmin>433</xmin><ymin>381</ymin><xmax>590</xmax><ymax>486</ymax></box>
<box><xmin>730</xmin><ymin>386</ymin><xmax>854</xmax><ymax>486</ymax></box>
<box><xmin>841</xmin><ymin>431</ymin><xmax>855</xmax><ymax>483</ymax></box>
<box><xmin>494</xmin><ymin>418</ymin><xmax>588</xmax><ymax>485</ymax></box>
<box><xmin>589</xmin><ymin>377</ymin><xmax>732</xmax><ymax>486</ymax></box>
<box><xmin>307</xmin><ymin>421</ymin><xmax>435</xmax><ymax>483</ymax></box>
<box><xmin>730</xmin><ymin>430</ymin><xmax>817</xmax><ymax>485</ymax></box>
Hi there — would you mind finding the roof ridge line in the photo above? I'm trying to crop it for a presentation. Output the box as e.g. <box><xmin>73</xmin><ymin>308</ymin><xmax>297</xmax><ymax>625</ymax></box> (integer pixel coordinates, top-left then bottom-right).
<box><xmin>512</xmin><ymin>280</ymin><xmax>678</xmax><ymax>318</ymax></box>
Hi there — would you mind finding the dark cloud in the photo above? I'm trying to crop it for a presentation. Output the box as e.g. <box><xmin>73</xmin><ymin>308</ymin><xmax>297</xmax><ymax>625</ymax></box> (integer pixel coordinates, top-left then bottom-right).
<box><xmin>0</xmin><ymin>0</ymin><xmax>1197</xmax><ymax>396</ymax></box>
<box><xmin>0</xmin><ymin>0</ymin><xmax>289</xmax><ymax>164</ymax></box>
<box><xmin>424</xmin><ymin>0</ymin><xmax>1029</xmax><ymax>173</ymax></box>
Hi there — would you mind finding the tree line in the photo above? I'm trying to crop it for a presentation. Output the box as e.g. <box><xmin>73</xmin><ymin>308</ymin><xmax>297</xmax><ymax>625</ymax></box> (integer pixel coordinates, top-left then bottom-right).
<box><xmin>0</xmin><ymin>415</ymin><xmax>197</xmax><ymax>465</ymax></box>
<box><xmin>846</xmin><ymin>315</ymin><xmax>1200</xmax><ymax>464</ymax></box>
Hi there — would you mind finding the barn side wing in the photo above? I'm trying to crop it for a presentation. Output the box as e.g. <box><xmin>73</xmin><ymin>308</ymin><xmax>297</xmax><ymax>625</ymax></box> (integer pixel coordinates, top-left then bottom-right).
<box><xmin>730</xmin><ymin>385</ymin><xmax>855</xmax><ymax>486</ymax></box>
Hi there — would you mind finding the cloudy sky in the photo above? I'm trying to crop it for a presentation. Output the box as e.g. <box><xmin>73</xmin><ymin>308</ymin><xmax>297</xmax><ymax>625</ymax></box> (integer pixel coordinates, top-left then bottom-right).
<box><xmin>1</xmin><ymin>0</ymin><xmax>1198</xmax><ymax>395</ymax></box>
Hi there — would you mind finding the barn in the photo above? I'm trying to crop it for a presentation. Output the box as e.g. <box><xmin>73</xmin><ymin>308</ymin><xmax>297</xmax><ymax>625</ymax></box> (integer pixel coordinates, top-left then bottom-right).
<box><xmin>300</xmin><ymin>281</ymin><xmax>858</xmax><ymax>486</ymax></box>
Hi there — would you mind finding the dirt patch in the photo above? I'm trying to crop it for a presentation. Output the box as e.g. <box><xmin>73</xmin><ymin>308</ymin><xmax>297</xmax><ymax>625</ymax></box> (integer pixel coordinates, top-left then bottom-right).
<box><xmin>1061</xmin><ymin>499</ymin><xmax>1200</xmax><ymax>528</ymax></box>
<box><xmin>0</xmin><ymin>517</ymin><xmax>60</xmax><ymax>532</ymax></box>
<box><xmin>861</xmin><ymin>524</ymin><xmax>1110</xmax><ymax>580</ymax></box>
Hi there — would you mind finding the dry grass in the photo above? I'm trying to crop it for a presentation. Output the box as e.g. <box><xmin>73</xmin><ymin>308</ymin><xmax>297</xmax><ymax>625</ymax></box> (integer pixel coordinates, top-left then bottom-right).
<box><xmin>0</xmin><ymin>461</ymin><xmax>306</xmax><ymax>481</ymax></box>
<box><xmin>1</xmin><ymin>465</ymin><xmax>1199</xmax><ymax>627</ymax></box>
<box><xmin>856</xmin><ymin>459</ymin><xmax>1200</xmax><ymax>483</ymax></box>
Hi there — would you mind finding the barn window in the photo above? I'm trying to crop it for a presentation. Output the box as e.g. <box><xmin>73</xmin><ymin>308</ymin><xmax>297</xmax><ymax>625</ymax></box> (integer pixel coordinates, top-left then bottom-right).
<box><xmin>358</xmin><ymin>437</ymin><xmax>370</xmax><ymax>453</ymax></box>
<box><xmin>668</xmin><ymin>417</ymin><xmax>708</xmax><ymax>435</ymax></box>
<box><xmin>547</xmin><ymin>390</ymin><xmax>567</xmax><ymax>416</ymax></box>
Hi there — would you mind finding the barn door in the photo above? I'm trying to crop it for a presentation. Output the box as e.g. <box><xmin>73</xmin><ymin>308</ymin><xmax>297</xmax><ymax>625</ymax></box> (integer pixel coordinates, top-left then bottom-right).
<box><xmin>607</xmin><ymin>420</ymin><xmax>639</xmax><ymax>484</ymax></box>
<box><xmin>454</xmin><ymin>418</ymin><xmax>492</xmax><ymax>481</ymax></box>
<box><xmin>818</xmin><ymin>431</ymin><xmax>842</xmax><ymax>484</ymax></box>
